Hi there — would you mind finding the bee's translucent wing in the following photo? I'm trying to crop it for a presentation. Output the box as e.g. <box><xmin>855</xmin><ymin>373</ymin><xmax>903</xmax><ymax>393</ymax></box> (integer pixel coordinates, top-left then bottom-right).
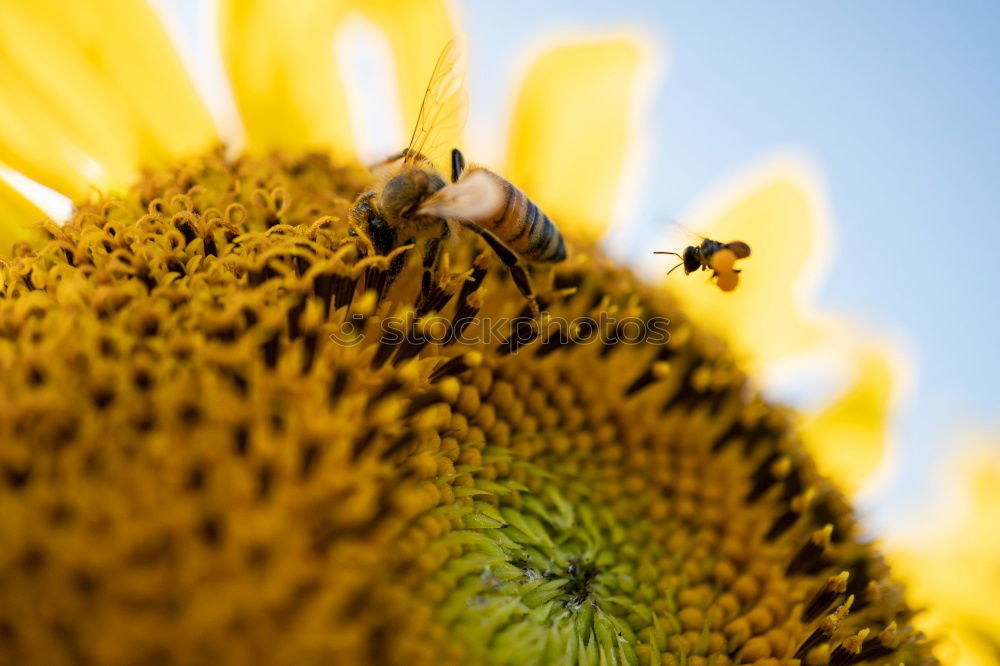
<box><xmin>417</xmin><ymin>169</ymin><xmax>505</xmax><ymax>223</ymax></box>
<box><xmin>404</xmin><ymin>36</ymin><xmax>469</xmax><ymax>174</ymax></box>
<box><xmin>669</xmin><ymin>220</ymin><xmax>707</xmax><ymax>241</ymax></box>
<box><xmin>367</xmin><ymin>149</ymin><xmax>407</xmax><ymax>180</ymax></box>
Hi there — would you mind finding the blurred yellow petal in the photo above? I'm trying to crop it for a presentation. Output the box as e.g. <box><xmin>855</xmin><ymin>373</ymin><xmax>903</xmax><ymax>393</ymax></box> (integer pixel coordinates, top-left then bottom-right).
<box><xmin>801</xmin><ymin>349</ymin><xmax>895</xmax><ymax>495</ymax></box>
<box><xmin>505</xmin><ymin>38</ymin><xmax>646</xmax><ymax>242</ymax></box>
<box><xmin>663</xmin><ymin>159</ymin><xmax>830</xmax><ymax>364</ymax></box>
<box><xmin>363</xmin><ymin>0</ymin><xmax>460</xmax><ymax>141</ymax></box>
<box><xmin>890</xmin><ymin>445</ymin><xmax>1000</xmax><ymax>666</ymax></box>
<box><xmin>0</xmin><ymin>176</ymin><xmax>45</xmax><ymax>253</ymax></box>
<box><xmin>219</xmin><ymin>0</ymin><xmax>352</xmax><ymax>158</ymax></box>
<box><xmin>220</xmin><ymin>0</ymin><xmax>455</xmax><ymax>158</ymax></box>
<box><xmin>0</xmin><ymin>0</ymin><xmax>216</xmax><ymax>197</ymax></box>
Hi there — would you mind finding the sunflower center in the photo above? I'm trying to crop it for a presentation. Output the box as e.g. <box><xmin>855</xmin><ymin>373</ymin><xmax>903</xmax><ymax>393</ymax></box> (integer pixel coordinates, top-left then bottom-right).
<box><xmin>0</xmin><ymin>149</ymin><xmax>934</xmax><ymax>666</ymax></box>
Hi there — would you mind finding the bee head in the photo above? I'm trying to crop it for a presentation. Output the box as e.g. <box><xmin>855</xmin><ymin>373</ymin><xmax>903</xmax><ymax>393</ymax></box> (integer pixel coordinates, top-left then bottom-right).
<box><xmin>682</xmin><ymin>246</ymin><xmax>701</xmax><ymax>274</ymax></box>
<box><xmin>380</xmin><ymin>168</ymin><xmax>446</xmax><ymax>221</ymax></box>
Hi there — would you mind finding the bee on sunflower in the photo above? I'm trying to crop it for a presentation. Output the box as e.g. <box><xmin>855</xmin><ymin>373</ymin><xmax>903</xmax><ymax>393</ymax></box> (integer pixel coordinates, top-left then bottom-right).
<box><xmin>0</xmin><ymin>1</ymin><xmax>952</xmax><ymax>664</ymax></box>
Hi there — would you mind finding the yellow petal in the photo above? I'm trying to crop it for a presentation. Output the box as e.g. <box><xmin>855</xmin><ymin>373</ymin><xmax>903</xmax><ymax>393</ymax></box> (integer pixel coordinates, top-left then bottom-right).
<box><xmin>0</xmin><ymin>0</ymin><xmax>216</xmax><ymax>198</ymax></box>
<box><xmin>658</xmin><ymin>157</ymin><xmax>830</xmax><ymax>364</ymax></box>
<box><xmin>220</xmin><ymin>0</ymin><xmax>456</xmax><ymax>158</ymax></box>
<box><xmin>0</xmin><ymin>176</ymin><xmax>46</xmax><ymax>253</ymax></box>
<box><xmin>505</xmin><ymin>37</ymin><xmax>649</xmax><ymax>242</ymax></box>
<box><xmin>800</xmin><ymin>349</ymin><xmax>896</xmax><ymax>495</ymax></box>
<box><xmin>890</xmin><ymin>445</ymin><xmax>1000</xmax><ymax>666</ymax></box>
<box><xmin>362</xmin><ymin>0</ymin><xmax>461</xmax><ymax>141</ymax></box>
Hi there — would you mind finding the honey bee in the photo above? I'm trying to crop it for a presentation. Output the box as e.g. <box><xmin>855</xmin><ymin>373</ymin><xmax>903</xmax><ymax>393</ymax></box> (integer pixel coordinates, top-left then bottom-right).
<box><xmin>349</xmin><ymin>37</ymin><xmax>565</xmax><ymax>319</ymax></box>
<box><xmin>655</xmin><ymin>238</ymin><xmax>751</xmax><ymax>292</ymax></box>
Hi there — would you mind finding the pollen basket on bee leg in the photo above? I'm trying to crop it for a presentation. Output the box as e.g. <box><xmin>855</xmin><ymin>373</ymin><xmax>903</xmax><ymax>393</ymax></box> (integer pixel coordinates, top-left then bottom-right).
<box><xmin>715</xmin><ymin>270</ymin><xmax>739</xmax><ymax>292</ymax></box>
<box><xmin>709</xmin><ymin>248</ymin><xmax>737</xmax><ymax>274</ymax></box>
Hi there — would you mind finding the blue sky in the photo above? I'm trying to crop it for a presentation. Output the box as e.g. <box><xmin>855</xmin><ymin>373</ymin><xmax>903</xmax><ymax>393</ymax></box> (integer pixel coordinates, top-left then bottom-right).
<box><xmin>161</xmin><ymin>0</ymin><xmax>999</xmax><ymax>531</ymax></box>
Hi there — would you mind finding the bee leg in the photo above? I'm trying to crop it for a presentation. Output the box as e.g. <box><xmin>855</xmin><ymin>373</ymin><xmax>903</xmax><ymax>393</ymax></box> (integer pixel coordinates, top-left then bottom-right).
<box><xmin>363</xmin><ymin>215</ymin><xmax>411</xmax><ymax>301</ymax></box>
<box><xmin>348</xmin><ymin>192</ymin><xmax>377</xmax><ymax>243</ymax></box>
<box><xmin>367</xmin><ymin>215</ymin><xmax>398</xmax><ymax>256</ymax></box>
<box><xmin>423</xmin><ymin>235</ymin><xmax>443</xmax><ymax>279</ymax></box>
<box><xmin>416</xmin><ymin>223</ymin><xmax>452</xmax><ymax>316</ymax></box>
<box><xmin>451</xmin><ymin>148</ymin><xmax>466</xmax><ymax>184</ymax></box>
<box><xmin>426</xmin><ymin>222</ymin><xmax>453</xmax><ymax>282</ymax></box>
<box><xmin>463</xmin><ymin>225</ymin><xmax>543</xmax><ymax>322</ymax></box>
<box><xmin>348</xmin><ymin>193</ymin><xmax>391</xmax><ymax>260</ymax></box>
<box><xmin>393</xmin><ymin>237</ymin><xmax>414</xmax><ymax>275</ymax></box>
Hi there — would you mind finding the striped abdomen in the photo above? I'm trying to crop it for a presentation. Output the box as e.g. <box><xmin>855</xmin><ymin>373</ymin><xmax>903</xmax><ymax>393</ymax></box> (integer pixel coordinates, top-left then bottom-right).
<box><xmin>473</xmin><ymin>168</ymin><xmax>566</xmax><ymax>263</ymax></box>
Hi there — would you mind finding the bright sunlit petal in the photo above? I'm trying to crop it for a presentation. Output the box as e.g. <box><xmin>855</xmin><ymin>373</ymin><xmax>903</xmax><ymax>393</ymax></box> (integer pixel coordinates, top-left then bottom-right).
<box><xmin>219</xmin><ymin>0</ymin><xmax>456</xmax><ymax>160</ymax></box>
<box><xmin>800</xmin><ymin>348</ymin><xmax>896</xmax><ymax>496</ymax></box>
<box><xmin>334</xmin><ymin>16</ymin><xmax>406</xmax><ymax>165</ymax></box>
<box><xmin>219</xmin><ymin>0</ymin><xmax>355</xmax><ymax>158</ymax></box>
<box><xmin>0</xmin><ymin>174</ymin><xmax>46</xmax><ymax>253</ymax></box>
<box><xmin>0</xmin><ymin>0</ymin><xmax>216</xmax><ymax>197</ymax></box>
<box><xmin>505</xmin><ymin>37</ymin><xmax>647</xmax><ymax>242</ymax></box>
<box><xmin>361</xmin><ymin>0</ymin><xmax>461</xmax><ymax>145</ymax></box>
<box><xmin>0</xmin><ymin>167</ymin><xmax>72</xmax><ymax>223</ymax></box>
<box><xmin>889</xmin><ymin>443</ymin><xmax>1000</xmax><ymax>666</ymax></box>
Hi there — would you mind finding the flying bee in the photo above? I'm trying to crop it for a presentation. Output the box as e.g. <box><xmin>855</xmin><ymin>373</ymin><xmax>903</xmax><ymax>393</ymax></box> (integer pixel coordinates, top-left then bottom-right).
<box><xmin>654</xmin><ymin>238</ymin><xmax>751</xmax><ymax>292</ymax></box>
<box><xmin>349</xmin><ymin>36</ymin><xmax>565</xmax><ymax>320</ymax></box>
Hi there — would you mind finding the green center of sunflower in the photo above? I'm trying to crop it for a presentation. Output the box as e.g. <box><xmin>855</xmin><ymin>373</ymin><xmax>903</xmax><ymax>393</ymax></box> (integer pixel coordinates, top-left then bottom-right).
<box><xmin>0</xmin><ymin>150</ymin><xmax>934</xmax><ymax>665</ymax></box>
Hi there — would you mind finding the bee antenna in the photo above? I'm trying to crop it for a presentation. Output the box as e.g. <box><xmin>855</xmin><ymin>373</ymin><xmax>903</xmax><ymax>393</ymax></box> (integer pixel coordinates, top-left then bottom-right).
<box><xmin>655</xmin><ymin>251</ymin><xmax>685</xmax><ymax>277</ymax></box>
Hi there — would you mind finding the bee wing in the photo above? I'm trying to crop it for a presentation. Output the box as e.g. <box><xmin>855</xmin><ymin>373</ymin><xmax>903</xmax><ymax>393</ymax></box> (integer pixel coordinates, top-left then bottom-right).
<box><xmin>367</xmin><ymin>150</ymin><xmax>407</xmax><ymax>180</ymax></box>
<box><xmin>404</xmin><ymin>36</ymin><xmax>469</xmax><ymax>174</ymax></box>
<box><xmin>666</xmin><ymin>220</ymin><xmax>707</xmax><ymax>241</ymax></box>
<box><xmin>724</xmin><ymin>241</ymin><xmax>751</xmax><ymax>259</ymax></box>
<box><xmin>416</xmin><ymin>169</ymin><xmax>505</xmax><ymax>223</ymax></box>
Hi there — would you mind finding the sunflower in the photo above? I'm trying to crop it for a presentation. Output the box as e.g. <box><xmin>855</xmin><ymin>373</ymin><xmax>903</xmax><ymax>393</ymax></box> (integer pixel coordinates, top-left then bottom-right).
<box><xmin>0</xmin><ymin>1</ymin><xmax>942</xmax><ymax>665</ymax></box>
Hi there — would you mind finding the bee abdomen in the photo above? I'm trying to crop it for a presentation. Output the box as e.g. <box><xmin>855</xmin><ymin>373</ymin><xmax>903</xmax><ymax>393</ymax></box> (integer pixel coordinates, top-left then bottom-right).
<box><xmin>519</xmin><ymin>200</ymin><xmax>566</xmax><ymax>263</ymax></box>
<box><xmin>480</xmin><ymin>170</ymin><xmax>565</xmax><ymax>263</ymax></box>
